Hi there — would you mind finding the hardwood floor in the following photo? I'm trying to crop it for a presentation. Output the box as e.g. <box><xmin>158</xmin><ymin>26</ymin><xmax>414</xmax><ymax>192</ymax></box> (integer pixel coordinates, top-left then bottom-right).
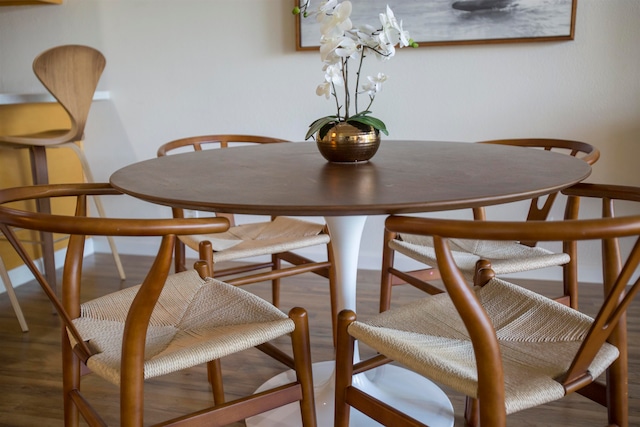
<box><xmin>0</xmin><ymin>253</ymin><xmax>638</xmax><ymax>426</ymax></box>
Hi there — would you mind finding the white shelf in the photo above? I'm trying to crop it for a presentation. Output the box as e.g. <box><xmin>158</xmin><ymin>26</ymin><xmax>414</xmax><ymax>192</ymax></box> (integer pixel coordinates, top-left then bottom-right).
<box><xmin>0</xmin><ymin>91</ymin><xmax>110</xmax><ymax>105</ymax></box>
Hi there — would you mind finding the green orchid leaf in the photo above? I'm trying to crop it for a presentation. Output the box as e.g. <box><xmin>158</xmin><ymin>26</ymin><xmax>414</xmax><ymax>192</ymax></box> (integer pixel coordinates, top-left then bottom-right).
<box><xmin>306</xmin><ymin>116</ymin><xmax>339</xmax><ymax>140</ymax></box>
<box><xmin>308</xmin><ymin>115</ymin><xmax>338</xmax><ymax>128</ymax></box>
<box><xmin>351</xmin><ymin>111</ymin><xmax>373</xmax><ymax>118</ymax></box>
<box><xmin>348</xmin><ymin>116</ymin><xmax>388</xmax><ymax>136</ymax></box>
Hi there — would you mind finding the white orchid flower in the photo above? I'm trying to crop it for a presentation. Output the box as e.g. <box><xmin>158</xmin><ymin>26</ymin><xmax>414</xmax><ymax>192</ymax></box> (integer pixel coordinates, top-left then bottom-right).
<box><xmin>379</xmin><ymin>5</ymin><xmax>410</xmax><ymax>48</ymax></box>
<box><xmin>361</xmin><ymin>73</ymin><xmax>387</xmax><ymax>96</ymax></box>
<box><xmin>320</xmin><ymin>0</ymin><xmax>352</xmax><ymax>38</ymax></box>
<box><xmin>323</xmin><ymin>62</ymin><xmax>344</xmax><ymax>86</ymax></box>
<box><xmin>304</xmin><ymin>0</ymin><xmax>337</xmax><ymax>20</ymax></box>
<box><xmin>335</xmin><ymin>37</ymin><xmax>358</xmax><ymax>59</ymax></box>
<box><xmin>375</xmin><ymin>33</ymin><xmax>396</xmax><ymax>60</ymax></box>
<box><xmin>316</xmin><ymin>81</ymin><xmax>331</xmax><ymax>99</ymax></box>
<box><xmin>297</xmin><ymin>0</ymin><xmax>415</xmax><ymax>139</ymax></box>
<box><xmin>351</xmin><ymin>24</ymin><xmax>378</xmax><ymax>50</ymax></box>
<box><xmin>395</xmin><ymin>20</ymin><xmax>411</xmax><ymax>47</ymax></box>
<box><xmin>379</xmin><ymin>5</ymin><xmax>400</xmax><ymax>36</ymax></box>
<box><xmin>320</xmin><ymin>36</ymin><xmax>344</xmax><ymax>63</ymax></box>
<box><xmin>318</xmin><ymin>0</ymin><xmax>338</xmax><ymax>15</ymax></box>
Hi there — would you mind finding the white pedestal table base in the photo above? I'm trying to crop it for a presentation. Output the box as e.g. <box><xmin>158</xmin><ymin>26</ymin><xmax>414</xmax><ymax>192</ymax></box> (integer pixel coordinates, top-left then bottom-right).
<box><xmin>247</xmin><ymin>215</ymin><xmax>454</xmax><ymax>426</ymax></box>
<box><xmin>246</xmin><ymin>361</ymin><xmax>454</xmax><ymax>427</ymax></box>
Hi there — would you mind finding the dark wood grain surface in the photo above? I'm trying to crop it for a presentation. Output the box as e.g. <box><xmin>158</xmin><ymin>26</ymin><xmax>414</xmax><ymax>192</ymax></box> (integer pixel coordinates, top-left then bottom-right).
<box><xmin>110</xmin><ymin>141</ymin><xmax>592</xmax><ymax>216</ymax></box>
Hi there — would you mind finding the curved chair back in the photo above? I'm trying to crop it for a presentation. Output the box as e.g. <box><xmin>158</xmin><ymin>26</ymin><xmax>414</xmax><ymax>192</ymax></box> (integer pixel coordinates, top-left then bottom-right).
<box><xmin>0</xmin><ymin>184</ymin><xmax>318</xmax><ymax>426</ymax></box>
<box><xmin>380</xmin><ymin>138</ymin><xmax>600</xmax><ymax>311</ymax></box>
<box><xmin>155</xmin><ymin>135</ymin><xmax>336</xmax><ymax>340</ymax></box>
<box><xmin>479</xmin><ymin>138</ymin><xmax>600</xmax><ymax>226</ymax></box>
<box><xmin>480</xmin><ymin>138</ymin><xmax>600</xmax><ymax>165</ymax></box>
<box><xmin>378</xmin><ymin>183</ymin><xmax>640</xmax><ymax>426</ymax></box>
<box><xmin>33</xmin><ymin>45</ymin><xmax>106</xmax><ymax>144</ymax></box>
<box><xmin>157</xmin><ymin>134</ymin><xmax>287</xmax><ymax>156</ymax></box>
<box><xmin>0</xmin><ymin>183</ymin><xmax>229</xmax><ymax>360</ymax></box>
<box><xmin>0</xmin><ymin>45</ymin><xmax>117</xmax><ymax>299</ymax></box>
<box><xmin>157</xmin><ymin>134</ymin><xmax>288</xmax><ymax>227</ymax></box>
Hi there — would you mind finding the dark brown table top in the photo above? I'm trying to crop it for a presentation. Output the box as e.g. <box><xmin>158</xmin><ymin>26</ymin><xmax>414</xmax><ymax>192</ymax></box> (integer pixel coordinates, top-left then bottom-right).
<box><xmin>110</xmin><ymin>140</ymin><xmax>592</xmax><ymax>216</ymax></box>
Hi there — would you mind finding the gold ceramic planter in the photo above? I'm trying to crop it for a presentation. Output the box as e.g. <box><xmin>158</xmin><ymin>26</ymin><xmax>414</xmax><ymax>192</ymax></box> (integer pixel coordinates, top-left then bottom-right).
<box><xmin>316</xmin><ymin>122</ymin><xmax>381</xmax><ymax>163</ymax></box>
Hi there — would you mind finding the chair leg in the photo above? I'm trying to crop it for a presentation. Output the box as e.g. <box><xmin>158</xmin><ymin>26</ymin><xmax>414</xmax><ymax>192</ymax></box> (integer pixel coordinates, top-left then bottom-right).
<box><xmin>335</xmin><ymin>310</ymin><xmax>357</xmax><ymax>427</ymax></box>
<box><xmin>601</xmin><ymin>230</ymin><xmax>629</xmax><ymax>427</ymax></box>
<box><xmin>289</xmin><ymin>307</ymin><xmax>317</xmax><ymax>427</ymax></box>
<box><xmin>59</xmin><ymin>143</ymin><xmax>126</xmax><ymax>280</ymax></box>
<box><xmin>175</xmin><ymin>239</ymin><xmax>187</xmax><ymax>272</ymax></box>
<box><xmin>62</xmin><ymin>332</ymin><xmax>81</xmax><ymax>427</ymax></box>
<box><xmin>379</xmin><ymin>229</ymin><xmax>397</xmax><ymax>312</ymax></box>
<box><xmin>0</xmin><ymin>257</ymin><xmax>28</xmax><ymax>332</ymax></box>
<box><xmin>207</xmin><ymin>359</ymin><xmax>225</xmax><ymax>405</ymax></box>
<box><xmin>464</xmin><ymin>396</ymin><xmax>480</xmax><ymax>427</ymax></box>
<box><xmin>29</xmin><ymin>146</ymin><xmax>57</xmax><ymax>295</ymax></box>
<box><xmin>272</xmin><ymin>254</ymin><xmax>281</xmax><ymax>307</ymax></box>
<box><xmin>606</xmin><ymin>317</ymin><xmax>629</xmax><ymax>426</ymax></box>
<box><xmin>563</xmin><ymin>199</ymin><xmax>580</xmax><ymax>309</ymax></box>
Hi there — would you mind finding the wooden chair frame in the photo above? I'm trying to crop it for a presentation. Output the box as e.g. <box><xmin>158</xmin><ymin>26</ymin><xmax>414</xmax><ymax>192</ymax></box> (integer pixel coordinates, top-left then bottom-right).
<box><xmin>158</xmin><ymin>134</ymin><xmax>338</xmax><ymax>338</ymax></box>
<box><xmin>380</xmin><ymin>138</ymin><xmax>601</xmax><ymax>312</ymax></box>
<box><xmin>0</xmin><ymin>44</ymin><xmax>125</xmax><ymax>295</ymax></box>
<box><xmin>337</xmin><ymin>182</ymin><xmax>639</xmax><ymax>427</ymax></box>
<box><xmin>0</xmin><ymin>183</ymin><xmax>317</xmax><ymax>427</ymax></box>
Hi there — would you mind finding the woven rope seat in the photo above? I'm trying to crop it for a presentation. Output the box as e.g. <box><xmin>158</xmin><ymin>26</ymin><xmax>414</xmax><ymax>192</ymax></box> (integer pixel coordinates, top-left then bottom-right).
<box><xmin>348</xmin><ymin>277</ymin><xmax>619</xmax><ymax>415</ymax></box>
<box><xmin>0</xmin><ymin>183</ymin><xmax>318</xmax><ymax>426</ymax></box>
<box><xmin>180</xmin><ymin>216</ymin><xmax>329</xmax><ymax>262</ymax></box>
<box><xmin>156</xmin><ymin>135</ymin><xmax>336</xmax><ymax>343</ymax></box>
<box><xmin>73</xmin><ymin>270</ymin><xmax>295</xmax><ymax>385</ymax></box>
<box><xmin>380</xmin><ymin>139</ymin><xmax>600</xmax><ymax>313</ymax></box>
<box><xmin>391</xmin><ymin>234</ymin><xmax>570</xmax><ymax>278</ymax></box>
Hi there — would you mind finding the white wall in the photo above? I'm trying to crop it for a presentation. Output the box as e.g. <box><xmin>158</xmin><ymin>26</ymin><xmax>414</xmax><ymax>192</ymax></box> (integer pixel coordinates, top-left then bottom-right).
<box><xmin>1</xmin><ymin>0</ymin><xmax>639</xmax><ymax>282</ymax></box>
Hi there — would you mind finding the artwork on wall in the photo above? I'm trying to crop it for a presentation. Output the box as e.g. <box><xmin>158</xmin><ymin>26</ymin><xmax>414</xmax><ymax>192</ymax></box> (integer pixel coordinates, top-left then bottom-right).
<box><xmin>295</xmin><ymin>0</ymin><xmax>577</xmax><ymax>50</ymax></box>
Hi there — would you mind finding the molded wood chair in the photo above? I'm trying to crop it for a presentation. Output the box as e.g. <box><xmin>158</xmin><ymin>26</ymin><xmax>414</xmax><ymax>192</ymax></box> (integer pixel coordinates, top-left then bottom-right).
<box><xmin>0</xmin><ymin>183</ymin><xmax>317</xmax><ymax>427</ymax></box>
<box><xmin>380</xmin><ymin>138</ymin><xmax>600</xmax><ymax>312</ymax></box>
<box><xmin>0</xmin><ymin>255</ymin><xmax>28</xmax><ymax>332</ymax></box>
<box><xmin>336</xmin><ymin>182</ymin><xmax>638</xmax><ymax>427</ymax></box>
<box><xmin>0</xmin><ymin>45</ymin><xmax>125</xmax><ymax>292</ymax></box>
<box><xmin>158</xmin><ymin>135</ymin><xmax>338</xmax><ymax>336</ymax></box>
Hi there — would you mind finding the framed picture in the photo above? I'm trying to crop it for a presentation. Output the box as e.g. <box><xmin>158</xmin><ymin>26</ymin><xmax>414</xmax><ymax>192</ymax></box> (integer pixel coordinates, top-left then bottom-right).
<box><xmin>295</xmin><ymin>0</ymin><xmax>577</xmax><ymax>50</ymax></box>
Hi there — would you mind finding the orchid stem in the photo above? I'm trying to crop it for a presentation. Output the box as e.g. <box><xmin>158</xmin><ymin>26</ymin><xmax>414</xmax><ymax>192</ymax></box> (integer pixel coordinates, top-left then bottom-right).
<box><xmin>364</xmin><ymin>96</ymin><xmax>374</xmax><ymax>112</ymax></box>
<box><xmin>331</xmin><ymin>82</ymin><xmax>340</xmax><ymax>116</ymax></box>
<box><xmin>354</xmin><ymin>47</ymin><xmax>367</xmax><ymax>115</ymax></box>
<box><xmin>342</xmin><ymin>58</ymin><xmax>349</xmax><ymax>120</ymax></box>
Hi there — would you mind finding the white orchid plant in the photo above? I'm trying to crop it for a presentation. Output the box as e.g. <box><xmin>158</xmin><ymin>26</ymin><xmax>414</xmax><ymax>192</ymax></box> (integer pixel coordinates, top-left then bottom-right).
<box><xmin>293</xmin><ymin>0</ymin><xmax>418</xmax><ymax>140</ymax></box>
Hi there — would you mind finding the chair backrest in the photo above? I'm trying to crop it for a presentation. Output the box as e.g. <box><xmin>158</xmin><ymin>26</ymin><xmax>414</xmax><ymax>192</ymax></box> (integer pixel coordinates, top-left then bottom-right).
<box><xmin>157</xmin><ymin>134</ymin><xmax>287</xmax><ymax>155</ymax></box>
<box><xmin>157</xmin><ymin>135</ymin><xmax>288</xmax><ymax>226</ymax></box>
<box><xmin>478</xmin><ymin>138</ymin><xmax>600</xmax><ymax>246</ymax></box>
<box><xmin>480</xmin><ymin>138</ymin><xmax>600</xmax><ymax>167</ymax></box>
<box><xmin>32</xmin><ymin>45</ymin><xmax>106</xmax><ymax>143</ymax></box>
<box><xmin>0</xmin><ymin>183</ymin><xmax>229</xmax><ymax>363</ymax></box>
<box><xmin>384</xmin><ymin>182</ymin><xmax>640</xmax><ymax>422</ymax></box>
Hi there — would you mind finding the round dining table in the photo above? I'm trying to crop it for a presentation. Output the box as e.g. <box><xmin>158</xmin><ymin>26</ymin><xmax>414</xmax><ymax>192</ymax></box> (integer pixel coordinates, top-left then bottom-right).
<box><xmin>110</xmin><ymin>140</ymin><xmax>592</xmax><ymax>427</ymax></box>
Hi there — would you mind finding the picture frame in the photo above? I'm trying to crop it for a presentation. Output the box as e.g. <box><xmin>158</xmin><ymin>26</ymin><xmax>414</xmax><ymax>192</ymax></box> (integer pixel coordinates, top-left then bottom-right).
<box><xmin>295</xmin><ymin>0</ymin><xmax>577</xmax><ymax>50</ymax></box>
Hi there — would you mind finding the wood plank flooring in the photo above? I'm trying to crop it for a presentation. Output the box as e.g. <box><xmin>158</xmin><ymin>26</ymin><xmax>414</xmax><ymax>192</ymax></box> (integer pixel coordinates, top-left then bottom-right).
<box><xmin>0</xmin><ymin>253</ymin><xmax>638</xmax><ymax>426</ymax></box>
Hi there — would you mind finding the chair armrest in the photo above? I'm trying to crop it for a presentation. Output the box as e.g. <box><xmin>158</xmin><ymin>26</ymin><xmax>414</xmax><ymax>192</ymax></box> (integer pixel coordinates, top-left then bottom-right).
<box><xmin>562</xmin><ymin>183</ymin><xmax>640</xmax><ymax>202</ymax></box>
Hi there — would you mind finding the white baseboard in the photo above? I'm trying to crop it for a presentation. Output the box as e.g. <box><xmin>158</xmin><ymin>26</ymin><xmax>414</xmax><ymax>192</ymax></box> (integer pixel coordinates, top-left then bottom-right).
<box><xmin>0</xmin><ymin>239</ymin><xmax>95</xmax><ymax>293</ymax></box>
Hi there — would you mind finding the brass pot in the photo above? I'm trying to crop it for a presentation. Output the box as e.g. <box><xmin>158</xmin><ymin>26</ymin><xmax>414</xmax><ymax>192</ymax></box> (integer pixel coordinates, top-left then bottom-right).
<box><xmin>316</xmin><ymin>122</ymin><xmax>381</xmax><ymax>163</ymax></box>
